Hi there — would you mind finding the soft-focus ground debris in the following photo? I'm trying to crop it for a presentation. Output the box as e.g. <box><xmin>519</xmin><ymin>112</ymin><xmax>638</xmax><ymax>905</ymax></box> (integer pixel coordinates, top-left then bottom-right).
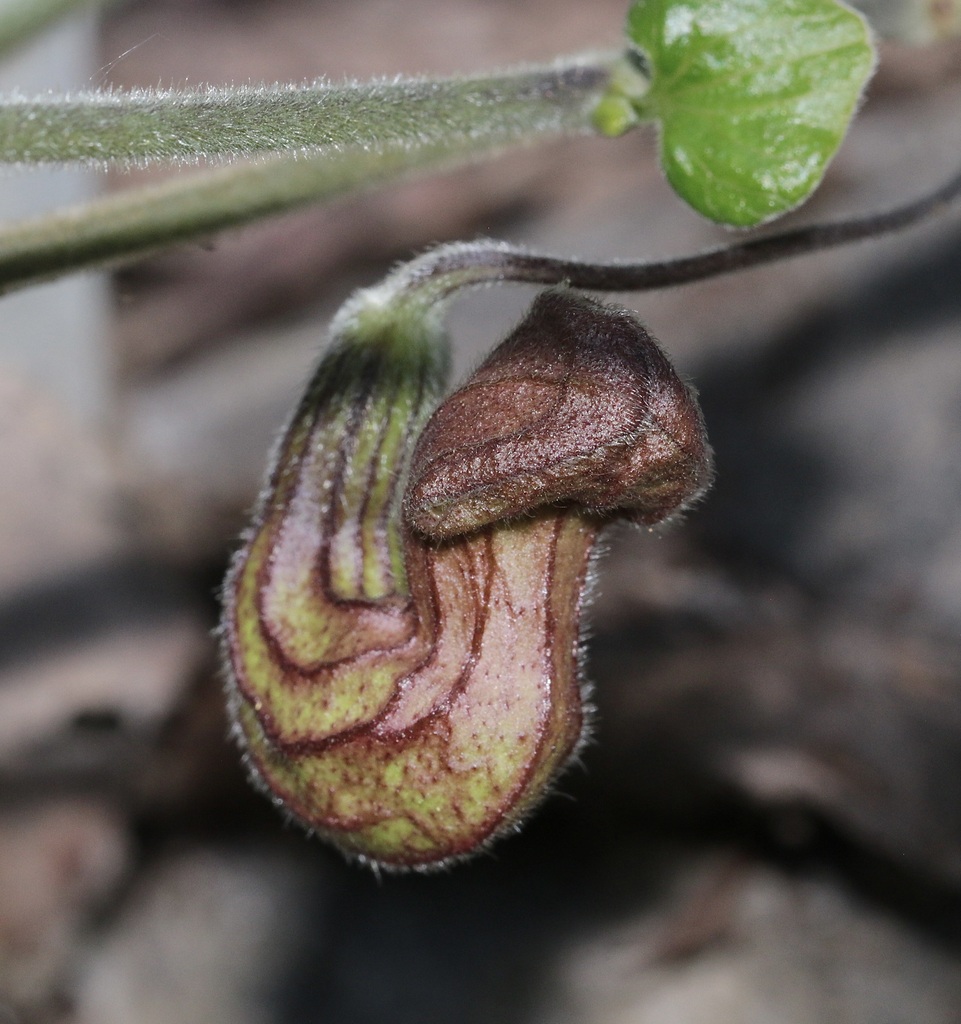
<box><xmin>0</xmin><ymin>374</ymin><xmax>125</xmax><ymax>596</ymax></box>
<box><xmin>0</xmin><ymin>369</ymin><xmax>208</xmax><ymax>1015</ymax></box>
<box><xmin>0</xmin><ymin>370</ymin><xmax>207</xmax><ymax>785</ymax></box>
<box><xmin>2</xmin><ymin>0</ymin><xmax>961</xmax><ymax>1021</ymax></box>
<box><xmin>72</xmin><ymin>846</ymin><xmax>315</xmax><ymax>1024</ymax></box>
<box><xmin>590</xmin><ymin>563</ymin><xmax>961</xmax><ymax>887</ymax></box>
<box><xmin>0</xmin><ymin>801</ymin><xmax>128</xmax><ymax>1019</ymax></box>
<box><xmin>534</xmin><ymin>856</ymin><xmax>961</xmax><ymax>1024</ymax></box>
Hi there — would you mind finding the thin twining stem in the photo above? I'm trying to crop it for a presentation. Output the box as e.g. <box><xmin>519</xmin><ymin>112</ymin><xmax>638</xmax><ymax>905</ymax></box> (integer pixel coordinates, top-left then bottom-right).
<box><xmin>383</xmin><ymin>165</ymin><xmax>961</xmax><ymax>303</ymax></box>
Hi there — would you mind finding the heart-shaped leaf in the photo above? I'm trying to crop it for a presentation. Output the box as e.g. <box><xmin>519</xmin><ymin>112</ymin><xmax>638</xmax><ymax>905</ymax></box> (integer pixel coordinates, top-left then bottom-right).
<box><xmin>625</xmin><ymin>0</ymin><xmax>876</xmax><ymax>226</ymax></box>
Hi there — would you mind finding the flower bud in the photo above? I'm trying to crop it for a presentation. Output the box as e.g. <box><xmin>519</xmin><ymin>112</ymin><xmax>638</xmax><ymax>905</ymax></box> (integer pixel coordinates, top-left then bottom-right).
<box><xmin>221</xmin><ymin>289</ymin><xmax>711</xmax><ymax>870</ymax></box>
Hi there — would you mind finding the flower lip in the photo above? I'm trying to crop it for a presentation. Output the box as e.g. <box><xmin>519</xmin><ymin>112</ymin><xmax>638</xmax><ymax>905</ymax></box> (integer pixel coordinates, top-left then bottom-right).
<box><xmin>405</xmin><ymin>288</ymin><xmax>713</xmax><ymax>541</ymax></box>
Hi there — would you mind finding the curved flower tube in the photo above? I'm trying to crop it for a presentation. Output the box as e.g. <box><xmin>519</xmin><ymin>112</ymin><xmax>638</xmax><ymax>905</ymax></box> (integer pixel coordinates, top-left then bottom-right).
<box><xmin>221</xmin><ymin>289</ymin><xmax>711</xmax><ymax>869</ymax></box>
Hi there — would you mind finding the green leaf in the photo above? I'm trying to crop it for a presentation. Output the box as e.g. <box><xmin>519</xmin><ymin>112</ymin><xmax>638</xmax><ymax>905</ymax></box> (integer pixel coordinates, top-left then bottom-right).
<box><xmin>626</xmin><ymin>0</ymin><xmax>876</xmax><ymax>226</ymax></box>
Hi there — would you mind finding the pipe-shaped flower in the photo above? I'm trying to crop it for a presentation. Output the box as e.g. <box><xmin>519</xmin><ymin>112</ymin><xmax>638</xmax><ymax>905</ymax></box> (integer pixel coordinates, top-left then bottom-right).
<box><xmin>221</xmin><ymin>288</ymin><xmax>711</xmax><ymax>870</ymax></box>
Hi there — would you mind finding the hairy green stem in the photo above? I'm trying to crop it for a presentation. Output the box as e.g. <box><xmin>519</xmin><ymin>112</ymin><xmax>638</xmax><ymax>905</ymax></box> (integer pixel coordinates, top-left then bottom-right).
<box><xmin>0</xmin><ymin>0</ymin><xmax>117</xmax><ymax>58</ymax></box>
<box><xmin>0</xmin><ymin>142</ymin><xmax>472</xmax><ymax>294</ymax></box>
<box><xmin>0</xmin><ymin>58</ymin><xmax>614</xmax><ymax>165</ymax></box>
<box><xmin>0</xmin><ymin>59</ymin><xmax>615</xmax><ymax>293</ymax></box>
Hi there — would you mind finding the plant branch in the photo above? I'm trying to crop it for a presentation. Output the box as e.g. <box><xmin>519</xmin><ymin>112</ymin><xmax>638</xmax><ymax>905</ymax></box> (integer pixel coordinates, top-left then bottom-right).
<box><xmin>0</xmin><ymin>58</ymin><xmax>615</xmax><ymax>165</ymax></box>
<box><xmin>366</xmin><ymin>165</ymin><xmax>961</xmax><ymax>308</ymax></box>
<box><xmin>0</xmin><ymin>59</ymin><xmax>615</xmax><ymax>294</ymax></box>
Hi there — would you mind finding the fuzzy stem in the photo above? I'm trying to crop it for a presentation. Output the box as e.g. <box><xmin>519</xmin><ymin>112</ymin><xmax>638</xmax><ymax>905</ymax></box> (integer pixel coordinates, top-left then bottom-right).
<box><xmin>0</xmin><ymin>59</ymin><xmax>615</xmax><ymax>293</ymax></box>
<box><xmin>0</xmin><ymin>58</ymin><xmax>614</xmax><ymax>165</ymax></box>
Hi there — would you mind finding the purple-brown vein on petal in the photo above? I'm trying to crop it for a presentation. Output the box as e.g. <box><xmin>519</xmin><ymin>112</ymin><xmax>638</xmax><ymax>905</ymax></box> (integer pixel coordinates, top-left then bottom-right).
<box><xmin>230</xmin><ymin>345</ymin><xmax>436</xmax><ymax>747</ymax></box>
<box><xmin>254</xmin><ymin>526</ymin><xmax>484</xmax><ymax>758</ymax></box>
<box><xmin>234</xmin><ymin>514</ymin><xmax>593</xmax><ymax>862</ymax></box>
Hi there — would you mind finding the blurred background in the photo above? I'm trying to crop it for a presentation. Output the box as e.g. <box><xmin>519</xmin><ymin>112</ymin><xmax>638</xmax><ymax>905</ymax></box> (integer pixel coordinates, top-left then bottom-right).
<box><xmin>2</xmin><ymin>1</ymin><xmax>961</xmax><ymax>1021</ymax></box>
